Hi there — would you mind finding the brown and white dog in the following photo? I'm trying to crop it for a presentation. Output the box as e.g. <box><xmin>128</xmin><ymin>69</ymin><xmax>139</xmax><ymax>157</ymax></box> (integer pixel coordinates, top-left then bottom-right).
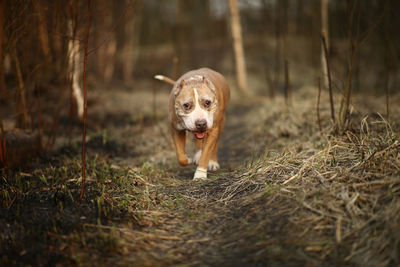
<box><xmin>155</xmin><ymin>68</ymin><xmax>230</xmax><ymax>180</ymax></box>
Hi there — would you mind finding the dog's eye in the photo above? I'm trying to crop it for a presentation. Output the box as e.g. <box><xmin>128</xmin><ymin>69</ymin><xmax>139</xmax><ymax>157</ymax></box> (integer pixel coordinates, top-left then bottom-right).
<box><xmin>183</xmin><ymin>103</ymin><xmax>192</xmax><ymax>110</ymax></box>
<box><xmin>204</xmin><ymin>100</ymin><xmax>211</xmax><ymax>108</ymax></box>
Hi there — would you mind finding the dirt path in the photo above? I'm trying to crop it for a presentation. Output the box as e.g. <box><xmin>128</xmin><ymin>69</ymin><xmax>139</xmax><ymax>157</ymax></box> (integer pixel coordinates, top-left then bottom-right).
<box><xmin>149</xmin><ymin>103</ymin><xmax>306</xmax><ymax>266</ymax></box>
<box><xmin>83</xmin><ymin>87</ymin><xmax>307</xmax><ymax>265</ymax></box>
<box><xmin>76</xmin><ymin>86</ymin><xmax>303</xmax><ymax>265</ymax></box>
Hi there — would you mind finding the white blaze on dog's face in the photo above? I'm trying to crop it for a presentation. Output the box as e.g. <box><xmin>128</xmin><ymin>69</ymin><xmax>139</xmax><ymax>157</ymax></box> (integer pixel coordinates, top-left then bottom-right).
<box><xmin>174</xmin><ymin>76</ymin><xmax>218</xmax><ymax>139</ymax></box>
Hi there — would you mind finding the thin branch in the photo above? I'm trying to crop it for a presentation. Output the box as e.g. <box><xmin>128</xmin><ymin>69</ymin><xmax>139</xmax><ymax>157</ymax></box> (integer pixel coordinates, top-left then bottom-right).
<box><xmin>36</xmin><ymin>84</ymin><xmax>42</xmax><ymax>149</ymax></box>
<box><xmin>12</xmin><ymin>45</ymin><xmax>28</xmax><ymax>128</ymax></box>
<box><xmin>284</xmin><ymin>59</ymin><xmax>290</xmax><ymax>106</ymax></box>
<box><xmin>317</xmin><ymin>77</ymin><xmax>322</xmax><ymax>132</ymax></box>
<box><xmin>385</xmin><ymin>71</ymin><xmax>390</xmax><ymax>121</ymax></box>
<box><xmin>0</xmin><ymin>1</ymin><xmax>5</xmax><ymax>101</ymax></box>
<box><xmin>339</xmin><ymin>0</ymin><xmax>359</xmax><ymax>131</ymax></box>
<box><xmin>79</xmin><ymin>0</ymin><xmax>92</xmax><ymax>203</ymax></box>
<box><xmin>321</xmin><ymin>31</ymin><xmax>334</xmax><ymax>122</ymax></box>
<box><xmin>45</xmin><ymin>108</ymin><xmax>61</xmax><ymax>151</ymax></box>
<box><xmin>0</xmin><ymin>107</ymin><xmax>5</xmax><ymax>167</ymax></box>
<box><xmin>172</xmin><ymin>56</ymin><xmax>179</xmax><ymax>80</ymax></box>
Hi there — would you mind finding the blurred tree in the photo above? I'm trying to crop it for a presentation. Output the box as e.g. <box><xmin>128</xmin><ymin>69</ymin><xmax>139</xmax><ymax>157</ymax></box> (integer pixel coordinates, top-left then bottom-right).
<box><xmin>0</xmin><ymin>0</ymin><xmax>5</xmax><ymax>101</ymax></box>
<box><xmin>295</xmin><ymin>0</ymin><xmax>305</xmax><ymax>35</ymax></box>
<box><xmin>95</xmin><ymin>0</ymin><xmax>117</xmax><ymax>83</ymax></box>
<box><xmin>67</xmin><ymin>0</ymin><xmax>83</xmax><ymax>119</ymax></box>
<box><xmin>33</xmin><ymin>1</ymin><xmax>52</xmax><ymax>63</ymax></box>
<box><xmin>321</xmin><ymin>0</ymin><xmax>329</xmax><ymax>89</ymax></box>
<box><xmin>274</xmin><ymin>1</ymin><xmax>281</xmax><ymax>95</ymax></box>
<box><xmin>51</xmin><ymin>1</ymin><xmax>66</xmax><ymax>76</ymax></box>
<box><xmin>13</xmin><ymin>44</ymin><xmax>28</xmax><ymax>128</ymax></box>
<box><xmin>174</xmin><ymin>0</ymin><xmax>186</xmax><ymax>75</ymax></box>
<box><xmin>122</xmin><ymin>0</ymin><xmax>143</xmax><ymax>82</ymax></box>
<box><xmin>260</xmin><ymin>0</ymin><xmax>275</xmax><ymax>98</ymax></box>
<box><xmin>229</xmin><ymin>0</ymin><xmax>247</xmax><ymax>93</ymax></box>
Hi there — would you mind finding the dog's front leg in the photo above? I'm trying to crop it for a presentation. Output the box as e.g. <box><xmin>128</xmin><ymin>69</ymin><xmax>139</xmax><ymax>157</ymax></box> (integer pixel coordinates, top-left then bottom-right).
<box><xmin>193</xmin><ymin>128</ymin><xmax>218</xmax><ymax>180</ymax></box>
<box><xmin>171</xmin><ymin>128</ymin><xmax>191</xmax><ymax>166</ymax></box>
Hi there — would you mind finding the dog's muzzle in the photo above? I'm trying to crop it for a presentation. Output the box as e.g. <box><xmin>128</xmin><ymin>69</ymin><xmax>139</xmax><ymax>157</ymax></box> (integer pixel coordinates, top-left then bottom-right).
<box><xmin>194</xmin><ymin>119</ymin><xmax>207</xmax><ymax>139</ymax></box>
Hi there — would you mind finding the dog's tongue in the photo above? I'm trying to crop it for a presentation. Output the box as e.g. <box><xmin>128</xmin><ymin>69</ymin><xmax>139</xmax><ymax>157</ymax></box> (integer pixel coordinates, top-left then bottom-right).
<box><xmin>194</xmin><ymin>131</ymin><xmax>207</xmax><ymax>139</ymax></box>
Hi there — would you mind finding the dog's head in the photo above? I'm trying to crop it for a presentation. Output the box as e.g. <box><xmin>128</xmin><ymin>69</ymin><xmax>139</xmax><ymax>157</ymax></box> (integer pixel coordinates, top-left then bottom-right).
<box><xmin>173</xmin><ymin>75</ymin><xmax>218</xmax><ymax>139</ymax></box>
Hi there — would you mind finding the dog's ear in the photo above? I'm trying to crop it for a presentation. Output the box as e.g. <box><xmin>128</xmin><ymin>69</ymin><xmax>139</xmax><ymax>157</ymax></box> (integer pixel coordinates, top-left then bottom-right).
<box><xmin>173</xmin><ymin>79</ymin><xmax>185</xmax><ymax>97</ymax></box>
<box><xmin>202</xmin><ymin>76</ymin><xmax>216</xmax><ymax>94</ymax></box>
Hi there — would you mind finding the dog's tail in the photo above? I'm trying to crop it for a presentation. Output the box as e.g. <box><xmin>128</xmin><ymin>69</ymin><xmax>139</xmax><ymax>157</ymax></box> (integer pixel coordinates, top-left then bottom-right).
<box><xmin>154</xmin><ymin>75</ymin><xmax>175</xmax><ymax>85</ymax></box>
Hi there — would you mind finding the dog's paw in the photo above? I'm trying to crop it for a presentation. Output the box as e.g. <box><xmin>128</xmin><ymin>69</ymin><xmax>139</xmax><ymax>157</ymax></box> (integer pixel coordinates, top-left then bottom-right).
<box><xmin>208</xmin><ymin>160</ymin><xmax>220</xmax><ymax>171</ymax></box>
<box><xmin>192</xmin><ymin>150</ymin><xmax>202</xmax><ymax>165</ymax></box>
<box><xmin>178</xmin><ymin>156</ymin><xmax>192</xmax><ymax>166</ymax></box>
<box><xmin>193</xmin><ymin>167</ymin><xmax>207</xmax><ymax>180</ymax></box>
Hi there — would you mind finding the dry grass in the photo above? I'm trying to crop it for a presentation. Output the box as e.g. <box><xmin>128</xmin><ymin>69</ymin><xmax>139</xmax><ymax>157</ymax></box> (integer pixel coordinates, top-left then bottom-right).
<box><xmin>1</xmin><ymin>83</ymin><xmax>399</xmax><ymax>266</ymax></box>
<box><xmin>195</xmin><ymin>88</ymin><xmax>400</xmax><ymax>265</ymax></box>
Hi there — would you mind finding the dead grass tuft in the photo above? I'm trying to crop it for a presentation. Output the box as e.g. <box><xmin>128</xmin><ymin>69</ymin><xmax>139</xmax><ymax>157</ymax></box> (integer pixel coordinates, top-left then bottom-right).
<box><xmin>210</xmin><ymin>89</ymin><xmax>400</xmax><ymax>265</ymax></box>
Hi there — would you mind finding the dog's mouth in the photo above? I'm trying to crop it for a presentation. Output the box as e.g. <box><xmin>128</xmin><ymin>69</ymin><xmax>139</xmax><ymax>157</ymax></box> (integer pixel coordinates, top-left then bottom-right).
<box><xmin>193</xmin><ymin>131</ymin><xmax>207</xmax><ymax>139</ymax></box>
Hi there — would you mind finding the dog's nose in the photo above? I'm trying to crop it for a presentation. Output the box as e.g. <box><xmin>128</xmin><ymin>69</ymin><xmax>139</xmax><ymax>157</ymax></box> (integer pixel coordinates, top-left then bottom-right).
<box><xmin>195</xmin><ymin>119</ymin><xmax>207</xmax><ymax>131</ymax></box>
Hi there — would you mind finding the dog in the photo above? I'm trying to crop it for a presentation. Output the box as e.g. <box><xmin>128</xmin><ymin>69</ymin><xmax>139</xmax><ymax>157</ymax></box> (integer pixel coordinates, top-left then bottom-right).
<box><xmin>155</xmin><ymin>68</ymin><xmax>230</xmax><ymax>180</ymax></box>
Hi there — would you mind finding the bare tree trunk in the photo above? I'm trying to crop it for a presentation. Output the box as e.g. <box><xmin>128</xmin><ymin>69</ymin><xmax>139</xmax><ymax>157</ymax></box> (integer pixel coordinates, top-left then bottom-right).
<box><xmin>103</xmin><ymin>40</ymin><xmax>117</xmax><ymax>82</ymax></box>
<box><xmin>13</xmin><ymin>46</ymin><xmax>28</xmax><ymax>128</ymax></box>
<box><xmin>229</xmin><ymin>0</ymin><xmax>247</xmax><ymax>93</ymax></box>
<box><xmin>33</xmin><ymin>1</ymin><xmax>52</xmax><ymax>62</ymax></box>
<box><xmin>322</xmin><ymin>32</ymin><xmax>334</xmax><ymax>122</ymax></box>
<box><xmin>260</xmin><ymin>1</ymin><xmax>274</xmax><ymax>98</ymax></box>
<box><xmin>274</xmin><ymin>1</ymin><xmax>281</xmax><ymax>96</ymax></box>
<box><xmin>383</xmin><ymin>2</ymin><xmax>392</xmax><ymax>121</ymax></box>
<box><xmin>338</xmin><ymin>1</ymin><xmax>358</xmax><ymax>131</ymax></box>
<box><xmin>79</xmin><ymin>0</ymin><xmax>92</xmax><ymax>202</ymax></box>
<box><xmin>96</xmin><ymin>1</ymin><xmax>116</xmax><ymax>83</ymax></box>
<box><xmin>122</xmin><ymin>0</ymin><xmax>143</xmax><ymax>83</ymax></box>
<box><xmin>310</xmin><ymin>0</ymin><xmax>319</xmax><ymax>70</ymax></box>
<box><xmin>0</xmin><ymin>0</ymin><xmax>5</xmax><ymax>101</ymax></box>
<box><xmin>264</xmin><ymin>61</ymin><xmax>275</xmax><ymax>98</ymax></box>
<box><xmin>282</xmin><ymin>0</ymin><xmax>289</xmax><ymax>92</ymax></box>
<box><xmin>317</xmin><ymin>77</ymin><xmax>322</xmax><ymax>132</ymax></box>
<box><xmin>385</xmin><ymin>71</ymin><xmax>390</xmax><ymax>120</ymax></box>
<box><xmin>284</xmin><ymin>59</ymin><xmax>290</xmax><ymax>105</ymax></box>
<box><xmin>321</xmin><ymin>0</ymin><xmax>329</xmax><ymax>89</ymax></box>
<box><xmin>174</xmin><ymin>0</ymin><xmax>185</xmax><ymax>75</ymax></box>
<box><xmin>172</xmin><ymin>56</ymin><xmax>179</xmax><ymax>80</ymax></box>
<box><xmin>0</xmin><ymin>105</ymin><xmax>4</xmax><ymax>166</ymax></box>
<box><xmin>52</xmin><ymin>2</ymin><xmax>64</xmax><ymax>74</ymax></box>
<box><xmin>67</xmin><ymin>19</ymin><xmax>84</xmax><ymax>119</ymax></box>
<box><xmin>295</xmin><ymin>0</ymin><xmax>301</xmax><ymax>34</ymax></box>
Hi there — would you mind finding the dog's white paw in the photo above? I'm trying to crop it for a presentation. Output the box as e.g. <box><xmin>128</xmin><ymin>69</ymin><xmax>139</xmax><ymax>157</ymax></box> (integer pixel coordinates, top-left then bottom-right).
<box><xmin>208</xmin><ymin>160</ymin><xmax>220</xmax><ymax>171</ymax></box>
<box><xmin>193</xmin><ymin>167</ymin><xmax>207</xmax><ymax>180</ymax></box>
<box><xmin>192</xmin><ymin>150</ymin><xmax>202</xmax><ymax>165</ymax></box>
